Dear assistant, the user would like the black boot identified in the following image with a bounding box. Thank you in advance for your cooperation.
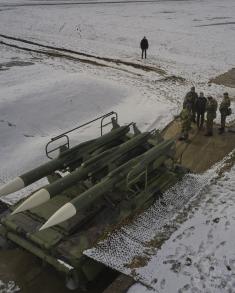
[218,127,224,134]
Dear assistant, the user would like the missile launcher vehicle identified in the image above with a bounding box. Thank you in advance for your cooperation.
[0,112,187,290]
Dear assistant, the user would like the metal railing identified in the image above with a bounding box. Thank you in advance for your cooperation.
[46,111,118,159]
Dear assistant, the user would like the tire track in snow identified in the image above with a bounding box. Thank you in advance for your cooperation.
[0,33,166,76]
[0,0,162,8]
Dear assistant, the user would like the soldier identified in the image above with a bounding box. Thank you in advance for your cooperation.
[195,92,207,130]
[219,92,231,134]
[205,96,218,136]
[179,102,192,141]
[140,36,149,59]
[183,86,198,122]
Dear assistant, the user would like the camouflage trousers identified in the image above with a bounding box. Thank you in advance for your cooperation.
[191,108,196,122]
[181,123,190,138]
[221,114,227,129]
[206,118,214,134]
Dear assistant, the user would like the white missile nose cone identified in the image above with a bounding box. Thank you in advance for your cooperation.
[0,177,25,197]
[39,202,76,231]
[11,188,50,215]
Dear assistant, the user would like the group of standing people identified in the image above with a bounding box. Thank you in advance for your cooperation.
[138,37,232,139]
[180,87,231,140]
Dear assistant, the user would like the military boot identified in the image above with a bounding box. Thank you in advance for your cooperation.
[218,127,225,134]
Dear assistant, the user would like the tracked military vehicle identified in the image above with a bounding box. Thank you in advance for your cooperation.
[0,112,187,290]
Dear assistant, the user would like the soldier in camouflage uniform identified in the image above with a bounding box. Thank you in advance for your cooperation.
[219,92,231,134]
[205,96,218,136]
[183,86,198,122]
[179,103,192,141]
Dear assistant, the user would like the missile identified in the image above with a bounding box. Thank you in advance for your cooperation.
[39,202,76,231]
[0,177,25,197]
[12,132,151,214]
[39,139,175,230]
[127,139,175,180]
[0,125,130,197]
[39,173,117,231]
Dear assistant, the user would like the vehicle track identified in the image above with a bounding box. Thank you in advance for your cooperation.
[0,0,159,8]
[0,33,166,76]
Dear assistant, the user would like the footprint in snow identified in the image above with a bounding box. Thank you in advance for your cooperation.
[198,241,205,254]
[23,134,35,138]
[175,245,185,256]
[166,254,176,259]
[160,278,166,289]
[185,257,192,266]
[191,287,201,293]
[175,233,183,240]
[229,259,235,271]
[151,278,158,285]
[206,228,214,244]
[225,220,230,230]
[171,261,182,273]
[215,241,226,249]
[184,226,195,238]
[7,121,16,127]
[163,259,176,265]
[220,205,229,214]
[178,284,191,293]
[182,270,191,277]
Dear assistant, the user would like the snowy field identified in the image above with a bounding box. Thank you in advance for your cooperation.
[0,0,235,292]
[0,0,234,179]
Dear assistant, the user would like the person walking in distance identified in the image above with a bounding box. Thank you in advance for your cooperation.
[195,92,207,130]
[219,92,231,134]
[140,36,149,59]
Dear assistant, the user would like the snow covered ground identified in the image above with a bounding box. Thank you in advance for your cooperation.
[0,0,235,292]
[0,0,234,179]
[1,0,235,81]
[128,160,235,293]
[0,280,19,293]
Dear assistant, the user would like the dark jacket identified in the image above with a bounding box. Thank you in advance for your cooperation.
[140,38,149,50]
[183,91,198,110]
[195,96,207,113]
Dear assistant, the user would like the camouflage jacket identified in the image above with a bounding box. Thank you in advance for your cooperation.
[219,98,231,115]
[206,98,218,117]
[180,108,191,126]
[183,91,198,109]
